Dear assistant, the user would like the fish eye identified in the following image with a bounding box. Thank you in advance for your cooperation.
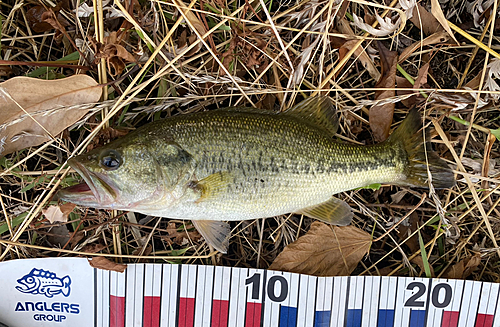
[99,149,122,170]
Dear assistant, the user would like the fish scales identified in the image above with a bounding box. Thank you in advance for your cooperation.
[58,96,454,252]
[132,109,405,220]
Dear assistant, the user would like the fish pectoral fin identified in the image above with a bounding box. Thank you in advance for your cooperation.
[297,197,353,226]
[283,96,339,136]
[193,171,233,203]
[192,220,230,253]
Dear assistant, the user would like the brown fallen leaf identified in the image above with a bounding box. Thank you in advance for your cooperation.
[336,18,381,81]
[397,212,420,253]
[165,222,202,246]
[396,76,417,108]
[414,62,430,90]
[86,127,130,151]
[411,255,435,277]
[171,0,207,37]
[410,4,443,36]
[0,75,102,156]
[430,0,459,45]
[42,203,76,223]
[399,31,450,63]
[445,253,482,279]
[269,222,372,276]
[26,6,54,33]
[370,42,398,142]
[88,257,127,273]
[93,32,136,76]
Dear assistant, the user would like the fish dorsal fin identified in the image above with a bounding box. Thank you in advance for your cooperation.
[296,197,353,226]
[283,96,339,136]
[191,171,233,203]
[192,220,230,253]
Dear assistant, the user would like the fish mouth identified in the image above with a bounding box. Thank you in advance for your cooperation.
[58,159,117,208]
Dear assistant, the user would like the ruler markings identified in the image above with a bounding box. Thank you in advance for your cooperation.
[110,270,126,327]
[132,264,145,327]
[97,269,103,327]
[125,265,136,327]
[315,276,327,327]
[394,276,406,327]
[144,264,161,327]
[444,279,464,327]
[278,272,290,327]
[245,268,264,327]
[157,265,164,327]
[178,265,189,327]
[160,265,171,327]
[488,282,499,324]
[330,275,348,327]
[424,277,434,327]
[103,269,111,327]
[490,283,500,327]
[110,271,117,327]
[83,263,500,327]
[172,265,180,327]
[194,265,206,327]
[153,265,162,327]
[143,265,153,327]
[426,279,451,327]
[183,265,197,327]
[314,276,328,327]
[324,276,333,325]
[260,269,268,327]
[297,274,309,327]
[307,274,318,327]
[361,276,372,327]
[378,276,396,327]
[94,268,98,327]
[238,268,248,327]
[262,270,278,327]
[280,271,299,327]
[370,276,381,326]
[211,266,223,327]
[458,281,480,327]
[346,276,364,327]
[220,266,231,327]
[228,267,239,326]
[476,282,492,327]
[409,277,429,327]
[203,265,215,327]
[483,281,497,327]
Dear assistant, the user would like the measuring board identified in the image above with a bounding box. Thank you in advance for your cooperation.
[0,258,499,327]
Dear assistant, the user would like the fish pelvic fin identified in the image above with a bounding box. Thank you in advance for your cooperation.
[297,197,353,226]
[192,220,230,253]
[386,108,455,189]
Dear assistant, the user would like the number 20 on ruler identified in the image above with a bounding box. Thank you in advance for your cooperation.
[243,273,495,327]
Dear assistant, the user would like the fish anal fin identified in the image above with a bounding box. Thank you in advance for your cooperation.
[192,220,230,253]
[284,96,339,136]
[297,197,353,226]
[190,171,233,203]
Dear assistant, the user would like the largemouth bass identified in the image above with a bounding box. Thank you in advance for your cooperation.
[58,97,454,252]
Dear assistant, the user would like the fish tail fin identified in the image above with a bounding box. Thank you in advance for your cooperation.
[386,108,455,189]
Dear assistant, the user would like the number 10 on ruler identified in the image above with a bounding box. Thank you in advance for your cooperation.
[242,273,499,327]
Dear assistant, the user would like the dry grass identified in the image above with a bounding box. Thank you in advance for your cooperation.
[0,0,499,282]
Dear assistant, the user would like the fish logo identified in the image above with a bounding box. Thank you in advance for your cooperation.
[16,268,71,298]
